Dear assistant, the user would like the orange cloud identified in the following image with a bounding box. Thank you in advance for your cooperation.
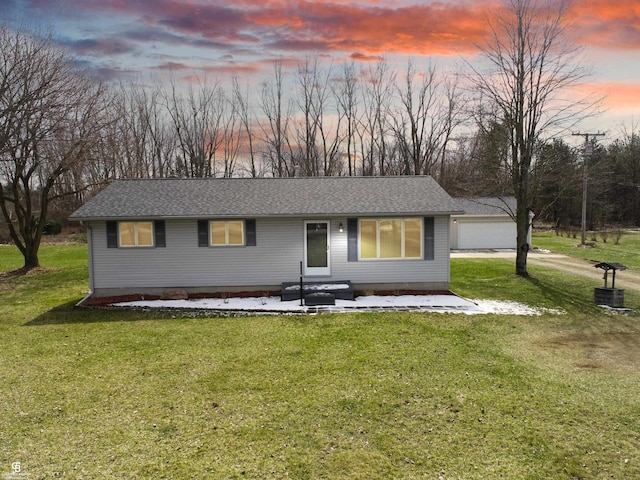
[569,0,640,51]
[46,0,491,57]
[246,1,490,56]
[28,0,640,56]
[24,0,640,85]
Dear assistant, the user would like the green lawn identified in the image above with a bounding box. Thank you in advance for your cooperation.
[1,244,639,479]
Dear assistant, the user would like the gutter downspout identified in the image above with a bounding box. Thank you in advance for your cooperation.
[75,221,95,307]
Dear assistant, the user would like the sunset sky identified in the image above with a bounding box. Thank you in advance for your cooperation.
[5,0,640,140]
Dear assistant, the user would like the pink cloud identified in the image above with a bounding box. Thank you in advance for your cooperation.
[589,81,640,112]
[29,0,490,57]
[23,0,640,67]
[245,1,490,55]
[569,0,640,51]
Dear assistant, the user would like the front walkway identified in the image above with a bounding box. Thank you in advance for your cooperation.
[111,294,560,316]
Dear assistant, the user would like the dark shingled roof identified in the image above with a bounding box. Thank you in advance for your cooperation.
[454,197,516,216]
[69,176,462,220]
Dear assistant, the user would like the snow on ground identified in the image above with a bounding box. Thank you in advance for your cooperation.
[112,294,565,316]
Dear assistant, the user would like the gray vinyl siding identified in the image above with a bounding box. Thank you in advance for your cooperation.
[90,218,304,290]
[88,216,450,294]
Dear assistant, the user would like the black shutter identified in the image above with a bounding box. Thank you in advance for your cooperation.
[347,218,358,262]
[154,220,166,247]
[245,219,256,246]
[424,217,434,260]
[106,221,118,248]
[197,220,209,247]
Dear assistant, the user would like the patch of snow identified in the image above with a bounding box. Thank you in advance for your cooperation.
[111,294,565,316]
[283,283,352,291]
[468,299,565,316]
[597,304,634,313]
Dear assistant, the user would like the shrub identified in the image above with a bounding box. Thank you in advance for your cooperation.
[43,220,63,235]
[612,229,624,245]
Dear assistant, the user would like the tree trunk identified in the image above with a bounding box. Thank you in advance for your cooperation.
[515,198,530,276]
[23,244,40,270]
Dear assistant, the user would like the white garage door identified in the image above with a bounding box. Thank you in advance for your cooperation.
[457,220,516,249]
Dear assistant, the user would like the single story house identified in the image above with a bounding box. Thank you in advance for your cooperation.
[450,197,531,250]
[69,176,463,300]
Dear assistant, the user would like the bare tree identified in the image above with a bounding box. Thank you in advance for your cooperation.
[391,61,437,175]
[136,81,176,178]
[469,0,596,276]
[333,61,360,176]
[259,60,294,177]
[359,59,396,175]
[0,25,108,269]
[310,61,343,176]
[437,76,467,183]
[219,95,239,178]
[232,76,260,177]
[294,56,330,176]
[390,61,465,178]
[165,77,225,177]
[103,82,178,180]
[113,83,153,178]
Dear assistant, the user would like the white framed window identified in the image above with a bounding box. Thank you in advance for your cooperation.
[119,221,154,247]
[210,220,245,246]
[359,218,422,260]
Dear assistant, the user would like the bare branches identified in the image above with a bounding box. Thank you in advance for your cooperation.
[163,76,227,178]
[391,60,464,177]
[468,0,598,275]
[0,24,107,268]
[259,60,294,177]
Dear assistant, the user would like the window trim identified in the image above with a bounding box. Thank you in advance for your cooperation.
[358,217,424,260]
[209,219,246,247]
[107,220,165,248]
[118,221,155,248]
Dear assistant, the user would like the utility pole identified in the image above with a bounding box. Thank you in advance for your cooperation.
[572,132,605,245]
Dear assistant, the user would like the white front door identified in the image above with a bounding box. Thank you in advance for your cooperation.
[304,220,330,276]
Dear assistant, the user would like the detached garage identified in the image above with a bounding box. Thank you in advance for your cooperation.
[451,197,527,250]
